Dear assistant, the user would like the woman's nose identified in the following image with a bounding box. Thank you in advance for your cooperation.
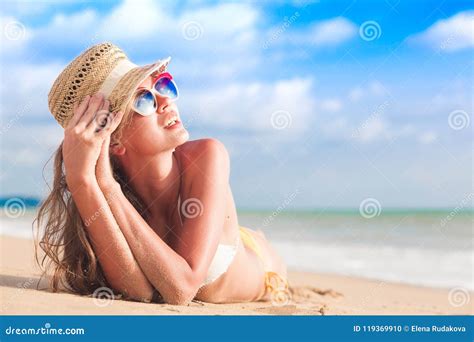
[156,96,174,114]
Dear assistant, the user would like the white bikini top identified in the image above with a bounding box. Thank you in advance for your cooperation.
[175,176,239,287]
[200,234,241,287]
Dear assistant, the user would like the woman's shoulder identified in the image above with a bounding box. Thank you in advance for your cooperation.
[176,138,229,163]
[175,138,230,178]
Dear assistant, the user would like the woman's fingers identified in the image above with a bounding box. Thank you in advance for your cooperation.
[67,95,91,129]
[94,111,124,138]
[102,99,110,112]
[92,99,113,133]
[77,95,91,115]
[89,99,111,131]
[77,93,105,129]
[93,110,112,133]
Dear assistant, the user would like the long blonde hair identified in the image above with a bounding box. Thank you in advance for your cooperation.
[34,118,144,294]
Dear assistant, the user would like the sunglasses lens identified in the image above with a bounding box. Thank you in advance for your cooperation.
[134,90,156,115]
[154,77,178,99]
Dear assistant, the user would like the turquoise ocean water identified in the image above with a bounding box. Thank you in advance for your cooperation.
[1,207,472,290]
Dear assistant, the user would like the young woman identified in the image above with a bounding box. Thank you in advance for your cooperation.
[36,42,288,305]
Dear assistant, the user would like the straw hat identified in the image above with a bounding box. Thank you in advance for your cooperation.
[48,42,170,128]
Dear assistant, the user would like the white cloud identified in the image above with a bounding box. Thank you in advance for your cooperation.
[348,80,388,102]
[354,116,389,143]
[3,0,260,60]
[319,98,342,112]
[319,116,350,140]
[180,3,258,35]
[32,10,98,50]
[99,0,171,40]
[368,80,386,96]
[348,86,364,102]
[308,17,357,46]
[410,11,474,52]
[99,1,259,57]
[0,62,64,121]
[263,16,356,49]
[418,131,437,145]
[179,77,316,134]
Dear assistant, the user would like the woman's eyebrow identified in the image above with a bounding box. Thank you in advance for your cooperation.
[136,79,153,89]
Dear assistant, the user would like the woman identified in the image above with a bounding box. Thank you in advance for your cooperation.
[36,42,288,305]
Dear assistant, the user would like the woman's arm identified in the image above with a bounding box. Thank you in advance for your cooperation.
[63,94,154,301]
[99,139,230,305]
[68,177,154,301]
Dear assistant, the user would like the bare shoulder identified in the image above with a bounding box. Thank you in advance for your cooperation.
[175,138,229,173]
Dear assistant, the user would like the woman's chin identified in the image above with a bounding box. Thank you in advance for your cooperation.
[170,128,190,148]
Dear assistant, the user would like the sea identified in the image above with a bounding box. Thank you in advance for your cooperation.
[1,205,472,290]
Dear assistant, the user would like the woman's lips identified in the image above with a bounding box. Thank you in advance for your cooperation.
[164,120,181,129]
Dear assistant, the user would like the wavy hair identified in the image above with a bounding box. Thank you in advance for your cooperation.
[34,117,144,295]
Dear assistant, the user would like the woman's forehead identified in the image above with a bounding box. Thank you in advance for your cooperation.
[137,69,170,89]
[138,75,154,88]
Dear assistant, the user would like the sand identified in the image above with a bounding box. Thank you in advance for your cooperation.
[1,236,471,315]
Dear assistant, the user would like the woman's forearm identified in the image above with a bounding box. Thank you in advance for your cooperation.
[68,178,154,301]
[100,182,199,305]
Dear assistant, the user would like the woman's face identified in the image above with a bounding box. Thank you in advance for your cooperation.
[116,73,189,156]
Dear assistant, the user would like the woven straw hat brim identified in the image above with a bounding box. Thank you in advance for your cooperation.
[48,42,170,128]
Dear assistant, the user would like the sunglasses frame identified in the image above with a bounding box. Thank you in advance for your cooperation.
[131,72,179,116]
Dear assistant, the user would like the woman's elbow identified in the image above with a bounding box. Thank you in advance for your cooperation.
[125,288,155,303]
[108,279,155,303]
[162,274,202,305]
[162,286,196,306]
[112,286,153,303]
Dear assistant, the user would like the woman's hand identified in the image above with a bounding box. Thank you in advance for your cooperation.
[62,93,123,190]
[96,135,120,192]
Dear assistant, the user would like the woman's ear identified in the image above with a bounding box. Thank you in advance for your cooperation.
[110,142,126,156]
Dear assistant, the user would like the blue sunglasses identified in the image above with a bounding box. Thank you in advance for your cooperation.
[132,72,179,116]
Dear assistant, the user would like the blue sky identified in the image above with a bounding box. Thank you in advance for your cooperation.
[0,0,472,210]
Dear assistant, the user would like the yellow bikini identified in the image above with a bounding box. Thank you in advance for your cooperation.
[201,225,289,303]
[239,226,290,302]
